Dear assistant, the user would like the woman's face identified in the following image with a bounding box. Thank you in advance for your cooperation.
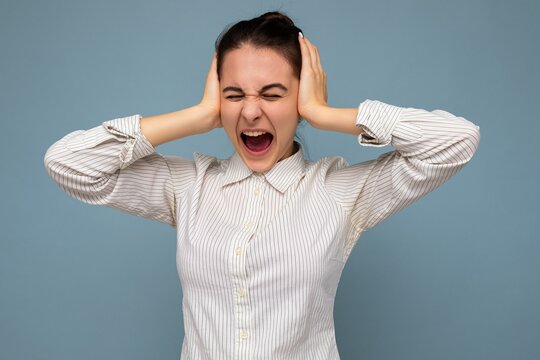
[220,45,300,173]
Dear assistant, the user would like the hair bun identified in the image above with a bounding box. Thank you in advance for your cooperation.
[259,11,296,27]
[215,10,303,81]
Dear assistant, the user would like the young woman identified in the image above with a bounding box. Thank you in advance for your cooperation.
[44,11,480,360]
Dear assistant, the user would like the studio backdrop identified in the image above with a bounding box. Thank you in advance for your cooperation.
[1,0,538,359]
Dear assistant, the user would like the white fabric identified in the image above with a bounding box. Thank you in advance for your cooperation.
[44,99,480,359]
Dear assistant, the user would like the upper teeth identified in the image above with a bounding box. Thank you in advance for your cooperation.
[243,131,266,137]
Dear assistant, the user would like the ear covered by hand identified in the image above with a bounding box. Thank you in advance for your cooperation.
[297,32,329,127]
[198,52,222,131]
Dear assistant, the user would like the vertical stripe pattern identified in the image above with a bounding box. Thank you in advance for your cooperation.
[44,99,480,359]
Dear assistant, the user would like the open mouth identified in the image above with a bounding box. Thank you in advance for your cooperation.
[240,131,274,154]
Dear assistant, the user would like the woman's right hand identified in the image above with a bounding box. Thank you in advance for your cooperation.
[197,52,222,131]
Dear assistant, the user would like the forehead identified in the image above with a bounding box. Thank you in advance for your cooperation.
[221,46,294,89]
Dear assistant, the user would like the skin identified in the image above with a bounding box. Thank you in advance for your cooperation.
[220,46,300,173]
[139,34,362,151]
[196,33,363,173]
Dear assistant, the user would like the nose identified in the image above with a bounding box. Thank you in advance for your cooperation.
[240,95,263,122]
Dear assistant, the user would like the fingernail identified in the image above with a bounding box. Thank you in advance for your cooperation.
[299,31,304,39]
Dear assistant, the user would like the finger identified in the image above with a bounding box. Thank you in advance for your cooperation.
[298,33,312,73]
[213,52,219,72]
[303,37,317,74]
[306,39,327,104]
[324,74,328,102]
[311,43,327,102]
[321,65,326,102]
[314,46,325,77]
[308,39,323,74]
[303,37,320,76]
[208,52,216,77]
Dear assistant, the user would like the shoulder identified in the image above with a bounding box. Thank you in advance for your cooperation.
[154,152,225,196]
[162,152,224,172]
[193,152,222,171]
[304,155,350,180]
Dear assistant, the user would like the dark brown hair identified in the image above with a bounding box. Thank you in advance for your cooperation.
[214,11,303,81]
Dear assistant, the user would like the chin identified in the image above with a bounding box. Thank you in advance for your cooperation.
[241,155,276,173]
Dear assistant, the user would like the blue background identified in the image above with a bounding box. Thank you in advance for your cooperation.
[2,0,539,359]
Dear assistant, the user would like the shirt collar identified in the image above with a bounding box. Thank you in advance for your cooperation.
[221,142,306,193]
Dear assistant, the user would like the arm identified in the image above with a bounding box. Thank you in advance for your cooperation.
[43,110,203,228]
[324,99,481,232]
[297,35,480,232]
[43,54,222,228]
[140,52,221,148]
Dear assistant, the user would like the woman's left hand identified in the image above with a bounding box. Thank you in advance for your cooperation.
[297,33,330,128]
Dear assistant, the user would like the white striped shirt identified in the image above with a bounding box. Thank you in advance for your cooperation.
[44,99,480,359]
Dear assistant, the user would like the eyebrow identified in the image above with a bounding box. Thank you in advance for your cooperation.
[222,83,288,93]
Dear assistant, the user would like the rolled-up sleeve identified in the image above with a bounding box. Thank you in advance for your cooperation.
[44,114,185,228]
[325,99,481,232]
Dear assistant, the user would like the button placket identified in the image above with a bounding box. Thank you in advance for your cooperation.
[243,221,255,231]
[231,241,251,354]
[242,178,266,235]
[238,287,247,297]
[232,176,266,358]
[235,246,242,256]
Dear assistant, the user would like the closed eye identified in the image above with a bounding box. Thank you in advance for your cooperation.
[225,94,282,101]
[263,95,281,99]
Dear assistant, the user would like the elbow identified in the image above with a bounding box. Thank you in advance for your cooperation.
[451,120,480,165]
[43,137,71,181]
[430,116,481,167]
[43,142,60,179]
[463,122,481,163]
[43,140,79,187]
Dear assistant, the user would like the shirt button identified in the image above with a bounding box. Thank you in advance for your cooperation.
[238,288,247,297]
[253,187,261,196]
[244,222,255,231]
[235,247,242,256]
[240,330,248,340]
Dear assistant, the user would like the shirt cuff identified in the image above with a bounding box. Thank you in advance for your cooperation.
[355,99,403,147]
[101,114,156,168]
